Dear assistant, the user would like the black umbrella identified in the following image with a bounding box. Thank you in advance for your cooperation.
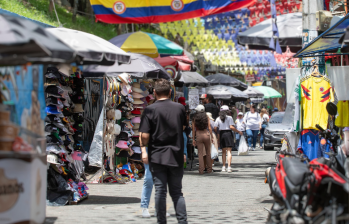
[238,13,302,52]
[206,85,249,101]
[205,73,248,91]
[175,71,208,87]
[243,86,264,98]
[0,14,75,65]
[83,53,171,80]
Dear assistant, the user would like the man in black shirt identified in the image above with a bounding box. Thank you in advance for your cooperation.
[203,94,219,120]
[139,79,188,224]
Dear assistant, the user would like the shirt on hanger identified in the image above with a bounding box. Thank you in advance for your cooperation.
[297,129,330,161]
[300,75,333,130]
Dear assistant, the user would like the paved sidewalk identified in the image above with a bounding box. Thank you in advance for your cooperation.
[45,149,275,224]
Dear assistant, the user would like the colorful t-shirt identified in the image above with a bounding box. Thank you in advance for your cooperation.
[300,75,333,130]
[297,129,330,161]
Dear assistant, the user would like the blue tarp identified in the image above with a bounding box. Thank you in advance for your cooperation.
[0,8,55,28]
[295,13,349,58]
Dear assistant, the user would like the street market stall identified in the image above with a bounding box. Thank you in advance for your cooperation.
[83,53,171,184]
[0,14,78,223]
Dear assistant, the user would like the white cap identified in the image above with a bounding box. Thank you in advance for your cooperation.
[238,112,243,116]
[195,105,205,112]
[220,105,229,111]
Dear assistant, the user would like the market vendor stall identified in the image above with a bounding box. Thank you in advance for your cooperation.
[84,54,170,184]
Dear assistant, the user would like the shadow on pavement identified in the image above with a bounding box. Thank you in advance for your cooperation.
[80,195,141,205]
[44,217,57,224]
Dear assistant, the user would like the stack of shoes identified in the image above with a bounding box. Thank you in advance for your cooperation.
[44,65,88,206]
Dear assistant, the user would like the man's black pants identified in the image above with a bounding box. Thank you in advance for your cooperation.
[150,163,187,224]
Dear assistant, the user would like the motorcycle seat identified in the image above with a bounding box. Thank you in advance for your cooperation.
[283,158,309,186]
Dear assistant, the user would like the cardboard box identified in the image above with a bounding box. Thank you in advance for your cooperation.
[0,152,47,224]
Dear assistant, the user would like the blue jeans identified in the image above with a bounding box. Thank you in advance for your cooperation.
[260,124,267,146]
[183,132,187,157]
[141,160,153,208]
[246,129,259,148]
[235,131,246,148]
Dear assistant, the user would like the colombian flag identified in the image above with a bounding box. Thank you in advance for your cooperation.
[90,0,256,24]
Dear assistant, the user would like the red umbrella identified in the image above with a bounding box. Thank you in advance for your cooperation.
[154,55,193,71]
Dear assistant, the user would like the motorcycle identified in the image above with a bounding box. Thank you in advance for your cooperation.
[266,102,349,224]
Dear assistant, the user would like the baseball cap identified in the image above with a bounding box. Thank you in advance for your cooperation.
[119,132,129,141]
[195,105,205,112]
[45,85,64,97]
[46,96,64,108]
[238,112,243,116]
[62,107,73,116]
[45,115,62,123]
[72,77,84,87]
[220,105,229,111]
[73,114,84,123]
[46,135,61,144]
[46,105,61,115]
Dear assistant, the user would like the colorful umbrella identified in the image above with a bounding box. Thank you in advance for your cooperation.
[91,0,257,24]
[205,73,248,91]
[253,86,282,99]
[109,31,183,58]
[154,55,193,71]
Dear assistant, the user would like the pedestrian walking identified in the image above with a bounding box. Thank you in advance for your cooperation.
[192,105,214,174]
[215,105,242,173]
[259,108,269,149]
[203,94,219,120]
[178,97,189,168]
[140,143,170,218]
[139,79,187,224]
[243,104,261,151]
[207,112,219,166]
[235,112,246,149]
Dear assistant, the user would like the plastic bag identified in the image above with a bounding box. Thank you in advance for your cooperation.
[211,143,218,159]
[238,135,249,156]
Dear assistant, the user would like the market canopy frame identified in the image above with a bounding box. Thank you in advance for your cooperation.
[294,13,349,58]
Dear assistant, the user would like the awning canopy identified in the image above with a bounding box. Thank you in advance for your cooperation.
[176,71,208,87]
[294,14,349,58]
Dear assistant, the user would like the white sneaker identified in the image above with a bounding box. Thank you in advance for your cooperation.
[227,167,232,173]
[212,164,215,167]
[252,147,255,151]
[142,208,151,218]
[222,166,226,172]
[154,211,170,217]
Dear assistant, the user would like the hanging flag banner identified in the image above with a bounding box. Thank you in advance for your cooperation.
[90,0,256,24]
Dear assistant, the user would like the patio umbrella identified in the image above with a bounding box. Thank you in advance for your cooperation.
[154,55,194,71]
[206,85,248,101]
[0,14,75,65]
[83,53,170,80]
[253,86,282,99]
[176,71,208,87]
[205,73,248,91]
[47,28,130,65]
[109,31,183,58]
[243,86,264,98]
[238,13,303,52]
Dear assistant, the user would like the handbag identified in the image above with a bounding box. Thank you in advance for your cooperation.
[211,143,218,159]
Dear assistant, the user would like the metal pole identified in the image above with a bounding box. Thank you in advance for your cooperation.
[101,75,105,183]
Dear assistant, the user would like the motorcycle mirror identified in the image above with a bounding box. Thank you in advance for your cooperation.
[326,102,337,116]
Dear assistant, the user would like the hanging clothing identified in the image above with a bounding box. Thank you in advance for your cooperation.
[300,75,333,130]
[335,101,349,128]
[293,76,300,132]
[297,129,330,161]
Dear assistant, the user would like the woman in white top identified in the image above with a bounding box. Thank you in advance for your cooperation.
[259,108,269,149]
[215,105,242,173]
[243,104,261,151]
[235,112,246,149]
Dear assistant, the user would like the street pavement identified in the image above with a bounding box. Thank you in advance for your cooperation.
[45,148,276,224]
